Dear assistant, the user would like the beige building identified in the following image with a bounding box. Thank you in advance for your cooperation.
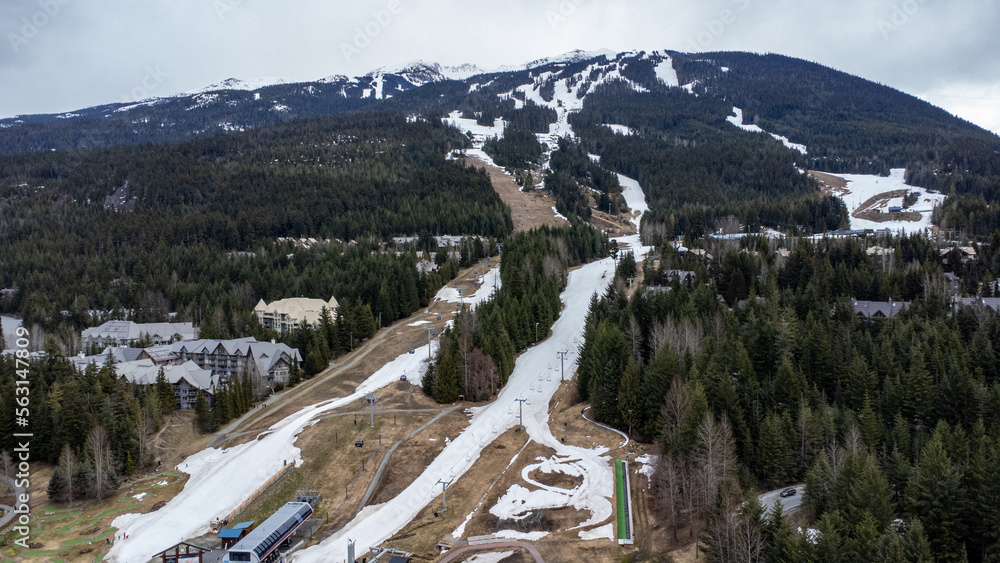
[254,296,338,333]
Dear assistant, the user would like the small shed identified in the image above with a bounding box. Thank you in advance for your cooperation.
[217,528,245,549]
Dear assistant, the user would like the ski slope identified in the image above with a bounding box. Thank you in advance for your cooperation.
[294,256,619,562]
[106,339,439,562]
[295,173,652,561]
[727,107,807,154]
[824,168,944,232]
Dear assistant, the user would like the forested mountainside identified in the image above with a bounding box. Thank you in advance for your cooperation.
[4,49,999,235]
[0,113,511,337]
[0,68,447,154]
[579,234,1000,563]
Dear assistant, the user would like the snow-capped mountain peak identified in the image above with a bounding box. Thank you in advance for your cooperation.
[186,77,288,95]
[521,48,617,70]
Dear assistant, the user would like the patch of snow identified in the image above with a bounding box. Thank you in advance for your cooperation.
[463,552,515,563]
[186,77,287,95]
[635,454,658,485]
[186,93,219,111]
[133,492,147,501]
[407,320,431,326]
[114,99,164,113]
[551,207,569,222]
[522,49,616,70]
[822,169,945,232]
[443,111,506,146]
[490,483,573,521]
[617,173,650,231]
[603,124,636,136]
[493,530,550,541]
[579,523,614,541]
[798,527,822,544]
[655,55,679,87]
[107,339,438,562]
[727,107,807,154]
[372,73,385,99]
[434,267,502,307]
[2,316,23,349]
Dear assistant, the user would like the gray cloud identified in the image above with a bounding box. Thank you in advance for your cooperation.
[1,0,998,133]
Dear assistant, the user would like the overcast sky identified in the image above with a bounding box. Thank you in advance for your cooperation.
[2,0,999,134]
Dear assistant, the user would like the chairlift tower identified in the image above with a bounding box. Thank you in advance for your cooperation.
[436,479,452,511]
[364,394,381,427]
[515,397,529,430]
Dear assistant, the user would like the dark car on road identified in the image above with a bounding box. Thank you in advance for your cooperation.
[780,487,797,498]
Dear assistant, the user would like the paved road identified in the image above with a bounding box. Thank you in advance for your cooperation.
[438,541,545,563]
[758,484,805,513]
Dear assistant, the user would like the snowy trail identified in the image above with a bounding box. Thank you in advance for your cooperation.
[295,173,652,561]
[294,257,618,561]
[107,339,438,563]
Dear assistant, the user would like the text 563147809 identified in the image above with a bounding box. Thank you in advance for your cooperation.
[11,326,32,549]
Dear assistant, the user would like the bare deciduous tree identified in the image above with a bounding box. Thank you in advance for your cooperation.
[57,444,77,503]
[626,315,642,364]
[86,426,113,501]
[661,376,690,453]
[466,347,497,402]
[654,451,683,540]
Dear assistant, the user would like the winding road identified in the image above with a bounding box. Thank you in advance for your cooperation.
[0,475,26,530]
[758,485,805,513]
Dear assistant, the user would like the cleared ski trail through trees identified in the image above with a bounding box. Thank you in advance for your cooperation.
[295,173,650,561]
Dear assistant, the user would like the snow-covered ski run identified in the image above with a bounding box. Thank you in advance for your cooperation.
[295,174,650,561]
[107,158,649,563]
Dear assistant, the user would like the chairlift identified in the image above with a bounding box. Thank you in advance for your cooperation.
[355,439,364,447]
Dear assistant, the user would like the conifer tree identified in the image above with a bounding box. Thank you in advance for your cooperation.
[156,367,175,413]
[907,431,966,562]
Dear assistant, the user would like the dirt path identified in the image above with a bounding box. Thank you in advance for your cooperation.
[460,157,567,233]
[438,541,545,563]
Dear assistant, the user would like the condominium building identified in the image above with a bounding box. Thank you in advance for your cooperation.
[254,296,339,333]
[81,320,198,348]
